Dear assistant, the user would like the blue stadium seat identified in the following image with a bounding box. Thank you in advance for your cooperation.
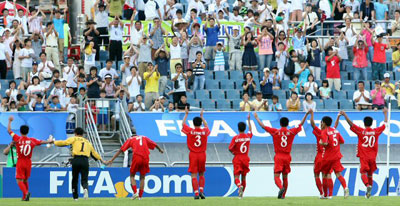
[340,72,349,80]
[324,99,338,110]
[201,100,216,110]
[396,72,400,81]
[315,100,324,110]
[342,80,355,91]
[214,71,229,80]
[216,100,231,110]
[226,89,241,99]
[232,99,242,110]
[187,99,200,108]
[339,100,354,110]
[391,100,399,109]
[364,81,371,90]
[204,70,213,80]
[195,90,210,99]
[235,79,244,89]
[220,79,235,89]
[229,70,243,80]
[333,90,347,99]
[205,80,219,90]
[279,99,287,110]
[347,90,355,100]
[186,91,195,99]
[281,80,291,90]
[274,90,287,99]
[210,90,225,100]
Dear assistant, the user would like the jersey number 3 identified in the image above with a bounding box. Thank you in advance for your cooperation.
[194,135,202,147]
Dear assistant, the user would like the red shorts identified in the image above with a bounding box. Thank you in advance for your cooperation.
[360,158,377,174]
[16,159,32,180]
[232,155,250,176]
[274,154,291,174]
[130,155,150,176]
[188,152,206,173]
[321,159,344,174]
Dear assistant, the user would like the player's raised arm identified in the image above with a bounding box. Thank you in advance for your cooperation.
[247,113,252,133]
[299,111,310,126]
[182,106,189,127]
[253,112,265,128]
[54,137,76,147]
[340,111,353,127]
[200,109,208,128]
[7,116,14,134]
[309,109,316,128]
[334,112,341,128]
[383,107,388,123]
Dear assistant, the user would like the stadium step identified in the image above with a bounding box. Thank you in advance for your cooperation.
[100,136,124,167]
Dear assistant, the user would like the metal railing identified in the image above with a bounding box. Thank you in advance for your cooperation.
[85,102,104,167]
[0,162,61,167]
[82,98,118,137]
[119,102,133,167]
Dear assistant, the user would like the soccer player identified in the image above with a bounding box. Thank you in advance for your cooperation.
[54,127,107,200]
[309,109,340,198]
[229,113,252,199]
[181,107,210,200]
[7,116,54,201]
[340,109,388,198]
[254,111,309,199]
[106,135,164,200]
[319,115,349,199]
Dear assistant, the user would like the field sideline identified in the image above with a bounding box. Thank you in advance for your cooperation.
[0,197,399,206]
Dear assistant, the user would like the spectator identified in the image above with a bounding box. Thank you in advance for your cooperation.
[126,66,142,103]
[230,6,244,22]
[145,0,162,20]
[0,32,11,79]
[393,42,400,72]
[242,32,258,70]
[166,35,182,75]
[332,0,345,24]
[297,59,311,88]
[325,47,341,91]
[83,20,100,61]
[252,91,268,111]
[371,81,386,111]
[38,52,56,81]
[78,87,88,104]
[63,57,78,93]
[360,0,375,21]
[6,80,19,102]
[291,29,306,60]
[192,51,206,90]
[97,91,109,130]
[277,0,291,30]
[242,72,257,98]
[99,60,119,80]
[8,101,17,112]
[289,74,302,95]
[11,38,22,80]
[120,56,132,86]
[137,35,154,78]
[19,39,34,81]
[303,92,316,112]
[307,39,322,80]
[290,0,305,22]
[204,15,221,69]
[108,16,124,63]
[372,35,390,80]
[144,63,160,109]
[257,26,274,71]
[260,67,273,99]
[318,0,334,36]
[150,99,164,112]
[130,20,143,47]
[26,76,46,110]
[286,92,300,112]
[50,8,68,62]
[31,32,43,62]
[214,42,225,71]
[166,0,183,20]
[388,1,400,20]
[31,94,46,111]
[10,19,24,39]
[391,10,400,36]
[269,95,283,111]
[303,3,318,35]
[374,0,388,30]
[171,63,187,106]
[304,74,318,97]
[188,33,204,67]
[336,31,349,69]
[345,0,360,13]
[26,61,39,86]
[0,97,9,111]
[86,67,102,98]
[181,32,190,70]
[176,95,190,112]
[353,81,372,111]
[94,0,110,47]
[382,73,396,100]
[154,45,169,95]
[133,94,146,111]
[150,17,166,59]
[16,94,28,111]
[44,22,60,71]
[101,74,118,98]
[361,22,374,64]
[353,37,369,80]
[276,42,288,80]
[225,26,241,70]
[343,5,354,20]
[76,74,87,92]
[240,92,253,111]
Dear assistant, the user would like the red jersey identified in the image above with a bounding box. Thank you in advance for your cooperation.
[325,56,341,78]
[10,131,42,161]
[229,132,253,156]
[182,124,211,153]
[351,124,385,159]
[373,42,387,63]
[121,135,157,159]
[321,127,344,161]
[312,126,324,155]
[264,126,302,155]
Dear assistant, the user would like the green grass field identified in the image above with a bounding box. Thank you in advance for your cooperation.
[0,197,399,206]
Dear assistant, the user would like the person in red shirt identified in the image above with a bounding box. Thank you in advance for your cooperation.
[309,110,340,198]
[340,109,388,199]
[254,111,309,199]
[181,107,210,200]
[7,116,54,201]
[372,34,390,80]
[229,113,252,199]
[319,115,349,199]
[106,135,164,200]
[325,47,342,92]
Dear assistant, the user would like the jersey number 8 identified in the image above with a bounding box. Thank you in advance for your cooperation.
[281,135,288,148]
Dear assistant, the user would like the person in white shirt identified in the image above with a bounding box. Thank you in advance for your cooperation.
[259,0,273,21]
[184,0,205,21]
[290,0,305,22]
[353,81,372,110]
[99,60,119,80]
[63,57,78,92]
[229,7,244,22]
[345,0,360,13]
[38,52,56,81]
[165,0,183,20]
[210,0,229,17]
[144,0,162,20]
[18,39,35,81]
[44,22,60,71]
[126,66,142,103]
[132,94,146,111]
[13,0,29,36]
[149,98,164,112]
[319,0,334,35]
[108,16,124,63]
[130,18,143,47]
[0,35,12,79]
[277,0,291,26]
[94,0,110,47]
[303,4,319,35]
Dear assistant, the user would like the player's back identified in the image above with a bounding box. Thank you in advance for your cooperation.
[122,135,156,159]
[270,127,301,155]
[352,124,385,159]
[13,135,41,161]
[322,127,344,161]
[312,126,324,156]
[182,124,210,153]
[229,133,253,156]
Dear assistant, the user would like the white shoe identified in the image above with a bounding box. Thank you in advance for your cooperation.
[83,189,89,200]
[74,199,78,201]
[327,196,333,199]
[138,197,142,200]
[131,193,139,200]
[319,195,326,199]
[344,188,349,199]
[238,186,244,199]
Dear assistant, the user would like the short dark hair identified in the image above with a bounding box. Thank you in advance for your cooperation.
[238,122,246,132]
[90,66,97,72]
[358,81,365,86]
[36,94,43,99]
[193,117,203,126]
[327,46,333,52]
[196,51,203,55]
[53,70,60,75]
[272,95,279,100]
[175,63,183,69]
[74,127,84,135]
[79,87,86,91]
[322,116,333,127]
[136,94,143,99]
[191,8,197,13]
[364,116,373,127]
[100,90,106,94]
[278,42,285,47]
[130,66,138,71]
[20,125,29,135]
[176,9,183,14]
[16,94,23,101]
[322,80,329,87]
[106,59,113,64]
[280,117,289,127]
[46,22,53,27]
[40,52,46,57]
[305,92,313,100]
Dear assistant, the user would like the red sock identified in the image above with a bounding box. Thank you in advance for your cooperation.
[192,178,199,195]
[242,180,247,191]
[338,176,347,189]
[328,178,334,197]
[361,174,369,187]
[368,176,373,187]
[322,178,328,197]
[274,176,283,189]
[17,181,27,199]
[235,178,241,188]
[131,184,137,194]
[315,177,323,195]
[139,189,144,198]
[24,181,29,192]
[199,176,205,193]
[282,177,288,198]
